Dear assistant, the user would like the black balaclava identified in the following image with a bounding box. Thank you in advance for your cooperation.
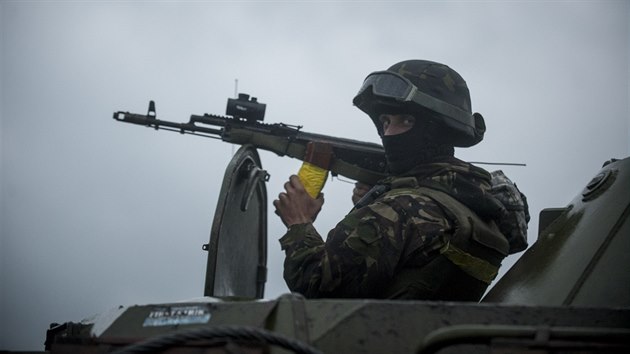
[378,111,455,175]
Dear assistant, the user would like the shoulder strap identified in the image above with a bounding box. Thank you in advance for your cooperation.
[419,187,509,255]
[385,177,509,284]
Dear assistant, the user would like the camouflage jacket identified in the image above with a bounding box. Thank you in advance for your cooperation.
[280,157,518,300]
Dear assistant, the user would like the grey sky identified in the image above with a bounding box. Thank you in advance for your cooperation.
[1,0,628,351]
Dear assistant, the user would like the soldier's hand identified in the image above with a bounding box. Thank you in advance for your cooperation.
[352,182,373,205]
[273,175,325,227]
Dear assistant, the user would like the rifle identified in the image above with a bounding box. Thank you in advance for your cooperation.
[113,93,388,186]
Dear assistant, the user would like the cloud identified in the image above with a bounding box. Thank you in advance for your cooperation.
[1,1,628,350]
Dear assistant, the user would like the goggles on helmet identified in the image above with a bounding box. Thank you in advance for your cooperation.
[354,70,474,129]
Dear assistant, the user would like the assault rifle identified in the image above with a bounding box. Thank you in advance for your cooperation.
[113,93,388,185]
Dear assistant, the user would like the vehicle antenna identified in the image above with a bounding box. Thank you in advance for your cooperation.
[231,78,239,156]
[469,161,527,167]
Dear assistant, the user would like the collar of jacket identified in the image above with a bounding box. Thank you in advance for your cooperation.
[379,157,505,222]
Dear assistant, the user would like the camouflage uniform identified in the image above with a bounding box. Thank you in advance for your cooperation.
[279,59,528,300]
[280,157,512,300]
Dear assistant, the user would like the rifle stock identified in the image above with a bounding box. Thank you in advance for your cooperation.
[114,98,388,185]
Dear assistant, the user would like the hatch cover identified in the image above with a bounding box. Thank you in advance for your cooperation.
[203,145,268,299]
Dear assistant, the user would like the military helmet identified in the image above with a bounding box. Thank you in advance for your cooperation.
[353,59,486,147]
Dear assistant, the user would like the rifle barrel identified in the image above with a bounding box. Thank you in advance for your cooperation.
[113,112,223,136]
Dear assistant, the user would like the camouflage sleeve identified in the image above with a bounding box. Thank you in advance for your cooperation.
[279,192,450,298]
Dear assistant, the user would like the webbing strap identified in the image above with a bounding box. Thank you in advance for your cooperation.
[385,179,507,284]
[439,242,499,284]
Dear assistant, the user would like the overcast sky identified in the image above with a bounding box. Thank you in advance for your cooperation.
[1,0,628,351]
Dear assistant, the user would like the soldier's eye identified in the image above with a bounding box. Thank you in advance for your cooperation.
[379,115,391,128]
[403,115,416,126]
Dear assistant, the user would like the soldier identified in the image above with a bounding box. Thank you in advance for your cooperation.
[273,59,528,300]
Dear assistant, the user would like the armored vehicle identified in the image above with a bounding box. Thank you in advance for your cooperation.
[41,97,630,353]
